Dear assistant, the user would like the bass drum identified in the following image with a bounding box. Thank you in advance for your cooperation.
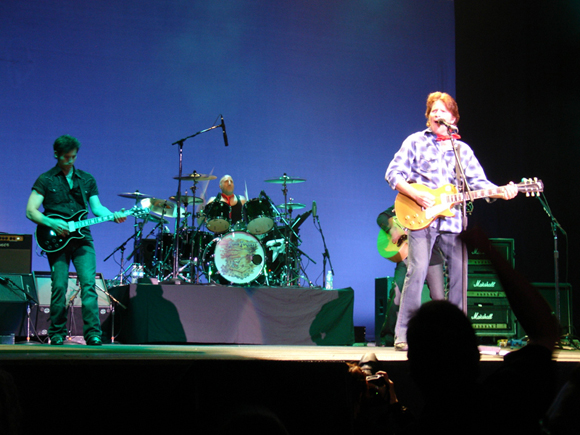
[202,231,265,285]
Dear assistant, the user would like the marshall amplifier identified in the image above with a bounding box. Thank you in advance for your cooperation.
[468,238,514,275]
[0,234,33,274]
[467,297,517,337]
[467,273,504,297]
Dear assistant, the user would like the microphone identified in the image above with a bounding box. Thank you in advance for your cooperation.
[436,119,458,132]
[220,115,229,147]
[312,201,317,223]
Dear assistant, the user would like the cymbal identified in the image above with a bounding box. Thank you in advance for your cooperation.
[264,175,306,184]
[169,195,204,205]
[118,191,153,199]
[140,198,186,218]
[174,173,217,181]
[277,202,306,210]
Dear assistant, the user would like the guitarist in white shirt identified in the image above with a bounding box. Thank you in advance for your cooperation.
[26,135,127,346]
[385,92,518,351]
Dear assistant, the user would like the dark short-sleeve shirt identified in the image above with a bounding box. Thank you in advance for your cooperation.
[32,165,99,237]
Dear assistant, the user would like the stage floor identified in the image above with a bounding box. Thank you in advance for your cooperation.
[1,342,579,363]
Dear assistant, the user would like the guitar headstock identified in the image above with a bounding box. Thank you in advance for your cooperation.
[518,177,543,197]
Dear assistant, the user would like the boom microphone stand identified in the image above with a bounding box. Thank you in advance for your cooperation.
[169,116,226,283]
[536,192,576,347]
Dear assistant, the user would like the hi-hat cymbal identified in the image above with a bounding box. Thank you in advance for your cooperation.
[118,191,153,199]
[169,195,204,205]
[174,173,217,181]
[265,175,306,184]
[277,202,306,210]
[140,198,186,218]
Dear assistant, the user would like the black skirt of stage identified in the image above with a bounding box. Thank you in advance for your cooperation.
[104,284,355,345]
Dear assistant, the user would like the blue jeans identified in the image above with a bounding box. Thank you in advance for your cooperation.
[47,239,101,340]
[394,226,464,344]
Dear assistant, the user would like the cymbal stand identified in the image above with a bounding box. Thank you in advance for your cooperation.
[187,181,202,283]
[314,212,334,288]
[278,175,295,285]
[105,231,138,285]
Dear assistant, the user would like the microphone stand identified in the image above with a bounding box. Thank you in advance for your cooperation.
[314,213,334,289]
[169,119,224,283]
[448,127,473,314]
[536,193,575,347]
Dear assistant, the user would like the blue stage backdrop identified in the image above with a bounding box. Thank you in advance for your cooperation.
[0,1,455,339]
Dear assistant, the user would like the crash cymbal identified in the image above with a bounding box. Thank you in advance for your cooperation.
[118,191,153,199]
[174,172,217,181]
[169,195,204,205]
[140,198,186,218]
[277,202,306,210]
[265,175,306,184]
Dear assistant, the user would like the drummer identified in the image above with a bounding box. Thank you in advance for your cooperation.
[205,175,246,227]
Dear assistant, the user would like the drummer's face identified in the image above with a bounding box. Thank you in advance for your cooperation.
[220,177,234,194]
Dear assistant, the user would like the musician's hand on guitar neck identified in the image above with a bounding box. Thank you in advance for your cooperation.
[501,182,519,200]
[112,209,127,224]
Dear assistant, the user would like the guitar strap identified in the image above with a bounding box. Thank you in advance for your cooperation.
[76,172,90,212]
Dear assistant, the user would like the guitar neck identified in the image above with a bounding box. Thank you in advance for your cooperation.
[70,213,119,231]
[445,186,507,205]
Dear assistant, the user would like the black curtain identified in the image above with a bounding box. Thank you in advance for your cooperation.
[456,0,580,333]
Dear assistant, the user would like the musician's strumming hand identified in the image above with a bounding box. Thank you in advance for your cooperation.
[413,189,436,208]
[50,218,70,236]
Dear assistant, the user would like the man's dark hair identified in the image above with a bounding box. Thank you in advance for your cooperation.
[53,135,81,156]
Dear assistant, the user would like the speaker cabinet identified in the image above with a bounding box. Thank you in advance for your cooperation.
[468,238,514,275]
[374,276,430,344]
[0,273,37,337]
[467,296,518,337]
[0,234,32,274]
[31,272,111,337]
[531,282,573,334]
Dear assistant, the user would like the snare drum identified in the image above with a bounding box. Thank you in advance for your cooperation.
[243,198,274,235]
[204,201,231,234]
[202,231,265,285]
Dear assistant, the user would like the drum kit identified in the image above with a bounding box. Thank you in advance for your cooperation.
[116,173,314,287]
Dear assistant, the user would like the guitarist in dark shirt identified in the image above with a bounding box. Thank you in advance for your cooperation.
[26,135,126,346]
[377,206,445,346]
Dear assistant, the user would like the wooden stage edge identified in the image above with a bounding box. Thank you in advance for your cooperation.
[1,343,579,364]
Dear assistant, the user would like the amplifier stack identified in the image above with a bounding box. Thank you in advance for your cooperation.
[466,238,518,338]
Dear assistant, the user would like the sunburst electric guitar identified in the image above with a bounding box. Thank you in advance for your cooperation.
[394,178,543,231]
[377,216,408,263]
[35,206,150,252]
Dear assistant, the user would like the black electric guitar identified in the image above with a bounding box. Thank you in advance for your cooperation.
[395,178,543,230]
[35,206,150,252]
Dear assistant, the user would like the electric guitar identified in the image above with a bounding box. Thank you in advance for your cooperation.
[394,178,543,231]
[35,206,150,252]
[376,216,408,263]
